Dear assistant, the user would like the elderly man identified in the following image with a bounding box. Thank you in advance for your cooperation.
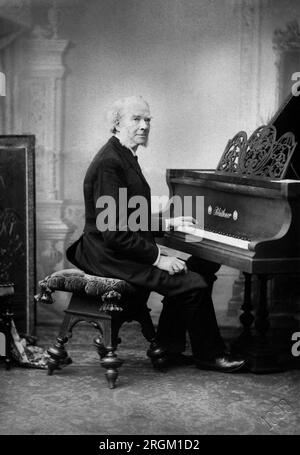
[67,95,245,372]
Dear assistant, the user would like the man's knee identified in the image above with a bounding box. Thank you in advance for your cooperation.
[164,283,208,306]
[186,256,221,279]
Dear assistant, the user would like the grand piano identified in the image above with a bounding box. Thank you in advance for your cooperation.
[159,93,300,372]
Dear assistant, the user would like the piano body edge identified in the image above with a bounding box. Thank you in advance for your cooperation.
[163,169,300,275]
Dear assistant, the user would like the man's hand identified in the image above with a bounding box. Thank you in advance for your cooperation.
[167,216,197,231]
[156,255,187,275]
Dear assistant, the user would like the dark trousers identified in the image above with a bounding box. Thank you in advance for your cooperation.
[156,256,226,360]
[72,234,226,360]
[119,256,226,360]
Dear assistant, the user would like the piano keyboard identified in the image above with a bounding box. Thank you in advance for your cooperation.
[174,226,250,250]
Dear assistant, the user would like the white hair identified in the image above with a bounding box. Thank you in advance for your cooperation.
[107,95,150,133]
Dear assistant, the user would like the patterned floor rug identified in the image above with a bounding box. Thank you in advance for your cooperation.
[0,323,300,435]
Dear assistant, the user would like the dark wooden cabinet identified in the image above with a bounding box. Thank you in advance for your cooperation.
[0,136,36,334]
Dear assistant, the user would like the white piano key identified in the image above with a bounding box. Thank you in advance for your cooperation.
[175,226,250,250]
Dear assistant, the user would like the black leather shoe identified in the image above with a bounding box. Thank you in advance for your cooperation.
[195,354,246,373]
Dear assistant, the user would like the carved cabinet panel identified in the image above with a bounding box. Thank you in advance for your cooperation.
[0,135,36,333]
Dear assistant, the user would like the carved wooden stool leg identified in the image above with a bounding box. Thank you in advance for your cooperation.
[47,336,72,375]
[100,318,123,389]
[93,335,108,359]
[89,320,108,359]
[101,349,124,389]
[47,313,73,375]
[135,304,168,370]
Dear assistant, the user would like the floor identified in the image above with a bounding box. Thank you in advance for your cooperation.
[0,323,299,435]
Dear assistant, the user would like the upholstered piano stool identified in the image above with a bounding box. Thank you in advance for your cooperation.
[36,269,166,389]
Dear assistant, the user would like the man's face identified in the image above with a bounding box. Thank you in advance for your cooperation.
[117,100,151,149]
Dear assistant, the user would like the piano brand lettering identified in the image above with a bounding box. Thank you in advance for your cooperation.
[96,189,204,234]
[291,72,300,96]
[208,206,238,220]
[213,206,233,219]
[0,72,6,97]
[291,332,300,357]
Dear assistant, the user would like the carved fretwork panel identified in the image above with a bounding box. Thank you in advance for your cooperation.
[0,207,25,283]
[217,125,296,179]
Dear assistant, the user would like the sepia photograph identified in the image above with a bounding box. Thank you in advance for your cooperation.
[0,0,300,440]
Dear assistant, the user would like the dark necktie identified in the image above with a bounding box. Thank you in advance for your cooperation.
[134,155,140,169]
[133,153,148,186]
[133,154,143,175]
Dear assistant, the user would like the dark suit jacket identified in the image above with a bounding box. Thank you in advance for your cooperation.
[67,135,207,297]
[67,136,161,280]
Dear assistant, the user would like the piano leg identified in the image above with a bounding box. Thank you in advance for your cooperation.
[231,273,284,372]
[247,274,283,373]
[240,272,254,343]
[231,272,254,354]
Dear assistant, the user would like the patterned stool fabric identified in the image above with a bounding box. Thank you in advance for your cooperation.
[37,268,136,311]
[36,269,166,388]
